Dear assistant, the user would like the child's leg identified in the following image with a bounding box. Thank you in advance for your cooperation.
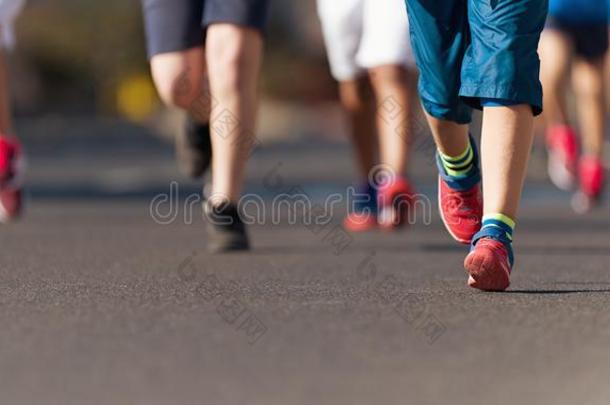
[460,0,547,291]
[405,0,482,243]
[0,0,26,135]
[538,25,579,191]
[539,29,572,127]
[572,57,606,206]
[206,24,263,203]
[572,58,606,158]
[144,0,214,179]
[338,77,379,232]
[0,48,13,135]
[404,0,472,163]
[150,48,207,118]
[338,77,377,181]
[368,65,419,229]
[359,0,417,174]
[480,105,535,219]
[368,65,414,175]
[425,116,469,157]
[0,1,27,223]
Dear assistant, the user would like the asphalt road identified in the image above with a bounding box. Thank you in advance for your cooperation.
[1,119,610,404]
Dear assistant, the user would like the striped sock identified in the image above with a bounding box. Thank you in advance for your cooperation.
[481,213,515,242]
[439,143,474,177]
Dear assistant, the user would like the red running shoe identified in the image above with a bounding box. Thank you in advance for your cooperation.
[546,125,578,191]
[0,136,25,223]
[377,176,417,230]
[572,155,605,214]
[435,136,482,244]
[438,179,482,244]
[464,237,513,292]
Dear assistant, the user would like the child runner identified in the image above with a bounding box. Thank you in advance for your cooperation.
[141,0,270,252]
[540,0,608,213]
[404,0,548,291]
[317,0,418,231]
[0,0,26,223]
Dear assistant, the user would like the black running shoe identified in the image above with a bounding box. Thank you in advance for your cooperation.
[176,118,212,179]
[204,200,250,253]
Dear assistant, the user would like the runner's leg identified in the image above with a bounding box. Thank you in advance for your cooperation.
[539,29,572,127]
[150,48,209,121]
[572,58,606,158]
[0,0,26,222]
[206,24,263,203]
[339,77,377,180]
[0,48,12,135]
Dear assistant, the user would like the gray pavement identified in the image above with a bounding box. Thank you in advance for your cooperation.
[1,118,610,404]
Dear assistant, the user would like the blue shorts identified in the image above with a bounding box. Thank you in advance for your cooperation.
[405,0,548,124]
[142,0,270,58]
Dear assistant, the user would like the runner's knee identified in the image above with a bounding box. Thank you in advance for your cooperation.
[150,51,205,110]
[155,70,202,109]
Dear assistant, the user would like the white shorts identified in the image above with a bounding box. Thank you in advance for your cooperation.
[0,0,25,49]
[317,0,413,81]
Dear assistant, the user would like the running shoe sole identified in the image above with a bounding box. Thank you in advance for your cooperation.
[464,248,511,292]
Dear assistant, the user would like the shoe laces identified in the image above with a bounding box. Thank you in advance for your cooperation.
[443,187,479,214]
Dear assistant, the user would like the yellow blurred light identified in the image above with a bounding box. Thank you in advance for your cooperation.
[116,75,158,122]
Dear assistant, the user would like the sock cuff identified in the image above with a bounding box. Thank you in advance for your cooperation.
[483,213,515,229]
[482,213,515,241]
[444,149,474,170]
[439,142,472,163]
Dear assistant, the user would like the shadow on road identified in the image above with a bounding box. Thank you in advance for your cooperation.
[420,243,610,256]
[504,289,610,295]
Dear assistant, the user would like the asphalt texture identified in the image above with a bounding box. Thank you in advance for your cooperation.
[1,118,610,404]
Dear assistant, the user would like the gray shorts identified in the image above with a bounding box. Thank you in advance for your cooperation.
[141,0,270,58]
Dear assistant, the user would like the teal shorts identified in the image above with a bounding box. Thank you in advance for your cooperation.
[405,0,548,124]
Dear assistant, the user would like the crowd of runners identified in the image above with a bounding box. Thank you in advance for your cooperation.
[0,0,608,292]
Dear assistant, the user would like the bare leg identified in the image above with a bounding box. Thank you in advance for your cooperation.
[206,24,263,203]
[539,29,572,127]
[368,65,416,175]
[606,29,610,115]
[425,116,469,157]
[481,105,535,219]
[572,58,606,158]
[150,47,208,121]
[338,76,376,181]
[0,49,13,135]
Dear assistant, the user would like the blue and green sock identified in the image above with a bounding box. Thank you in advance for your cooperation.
[481,213,515,242]
[438,142,475,177]
[471,213,516,266]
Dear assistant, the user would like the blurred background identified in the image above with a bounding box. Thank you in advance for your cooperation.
[3,4,610,403]
[8,0,605,201]
[13,0,335,132]
[11,0,380,201]
[10,0,352,198]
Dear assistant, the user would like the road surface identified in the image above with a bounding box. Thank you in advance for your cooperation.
[1,118,609,404]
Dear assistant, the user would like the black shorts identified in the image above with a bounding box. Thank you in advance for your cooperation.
[546,17,609,61]
[142,0,270,58]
